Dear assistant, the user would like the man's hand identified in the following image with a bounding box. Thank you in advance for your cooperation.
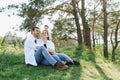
[36,46,40,49]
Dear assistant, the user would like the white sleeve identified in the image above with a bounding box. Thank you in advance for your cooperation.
[49,41,55,50]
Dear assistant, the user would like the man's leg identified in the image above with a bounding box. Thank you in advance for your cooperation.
[34,50,43,65]
[35,46,57,66]
[41,58,51,66]
[35,46,69,69]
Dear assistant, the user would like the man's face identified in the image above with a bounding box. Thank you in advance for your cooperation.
[33,28,40,37]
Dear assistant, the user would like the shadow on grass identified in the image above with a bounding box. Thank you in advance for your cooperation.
[84,50,112,80]
[65,46,82,80]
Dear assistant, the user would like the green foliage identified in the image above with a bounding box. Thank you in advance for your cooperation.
[52,18,75,40]
[19,6,43,31]
[0,36,3,44]
[19,0,57,31]
[0,35,24,55]
[52,18,77,48]
[81,50,95,62]
[113,46,120,68]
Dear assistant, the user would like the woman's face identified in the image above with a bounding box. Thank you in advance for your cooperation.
[41,31,48,39]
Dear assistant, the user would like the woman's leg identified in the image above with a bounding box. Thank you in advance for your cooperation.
[56,53,73,63]
[52,54,65,65]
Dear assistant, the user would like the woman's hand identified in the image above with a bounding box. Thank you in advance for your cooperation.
[48,49,55,55]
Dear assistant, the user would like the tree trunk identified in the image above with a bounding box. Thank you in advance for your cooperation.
[103,0,108,58]
[81,0,91,49]
[92,7,96,50]
[110,20,120,61]
[72,0,82,45]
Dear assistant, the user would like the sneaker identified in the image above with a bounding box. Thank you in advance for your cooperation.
[73,60,80,65]
[55,62,69,70]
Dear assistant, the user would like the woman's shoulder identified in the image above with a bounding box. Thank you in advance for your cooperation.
[47,40,54,44]
[37,39,42,42]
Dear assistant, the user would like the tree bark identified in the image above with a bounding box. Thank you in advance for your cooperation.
[92,7,96,50]
[81,0,91,49]
[72,0,82,45]
[103,0,108,58]
[110,20,120,61]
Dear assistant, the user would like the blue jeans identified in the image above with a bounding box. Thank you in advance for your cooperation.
[41,53,73,65]
[34,46,57,66]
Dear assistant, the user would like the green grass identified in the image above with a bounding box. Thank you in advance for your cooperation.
[0,46,120,80]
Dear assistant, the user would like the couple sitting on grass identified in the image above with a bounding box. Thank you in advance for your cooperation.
[24,26,80,70]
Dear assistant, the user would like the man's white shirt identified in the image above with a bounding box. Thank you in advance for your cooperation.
[24,34,38,66]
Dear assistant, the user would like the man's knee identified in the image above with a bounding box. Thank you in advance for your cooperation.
[40,46,46,50]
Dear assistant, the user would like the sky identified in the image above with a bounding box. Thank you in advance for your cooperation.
[0,0,28,38]
[0,0,54,39]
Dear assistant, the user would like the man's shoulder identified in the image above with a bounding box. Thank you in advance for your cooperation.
[27,34,34,39]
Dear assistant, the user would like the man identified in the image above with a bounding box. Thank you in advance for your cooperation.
[38,30,80,66]
[44,25,52,41]
[24,26,68,70]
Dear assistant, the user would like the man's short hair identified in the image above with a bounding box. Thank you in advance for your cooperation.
[31,26,39,31]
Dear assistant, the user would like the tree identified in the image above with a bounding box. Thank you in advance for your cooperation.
[4,0,120,52]
[19,0,55,31]
[80,0,91,49]
[110,19,120,61]
[103,0,108,58]
[18,0,83,46]
[71,0,82,45]
[90,1,102,50]
[52,17,77,48]
[1,31,23,48]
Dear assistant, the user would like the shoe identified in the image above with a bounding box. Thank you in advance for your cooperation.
[54,62,69,70]
[73,60,80,65]
[66,62,74,65]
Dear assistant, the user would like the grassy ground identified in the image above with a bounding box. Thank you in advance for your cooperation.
[0,46,120,80]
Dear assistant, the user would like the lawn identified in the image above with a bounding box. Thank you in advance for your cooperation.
[0,46,120,80]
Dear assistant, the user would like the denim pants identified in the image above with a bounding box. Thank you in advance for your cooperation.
[34,46,57,66]
[41,53,73,65]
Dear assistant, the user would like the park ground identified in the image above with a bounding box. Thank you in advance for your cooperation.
[0,46,120,80]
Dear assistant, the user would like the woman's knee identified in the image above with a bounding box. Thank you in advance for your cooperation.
[58,53,66,56]
[40,46,46,50]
